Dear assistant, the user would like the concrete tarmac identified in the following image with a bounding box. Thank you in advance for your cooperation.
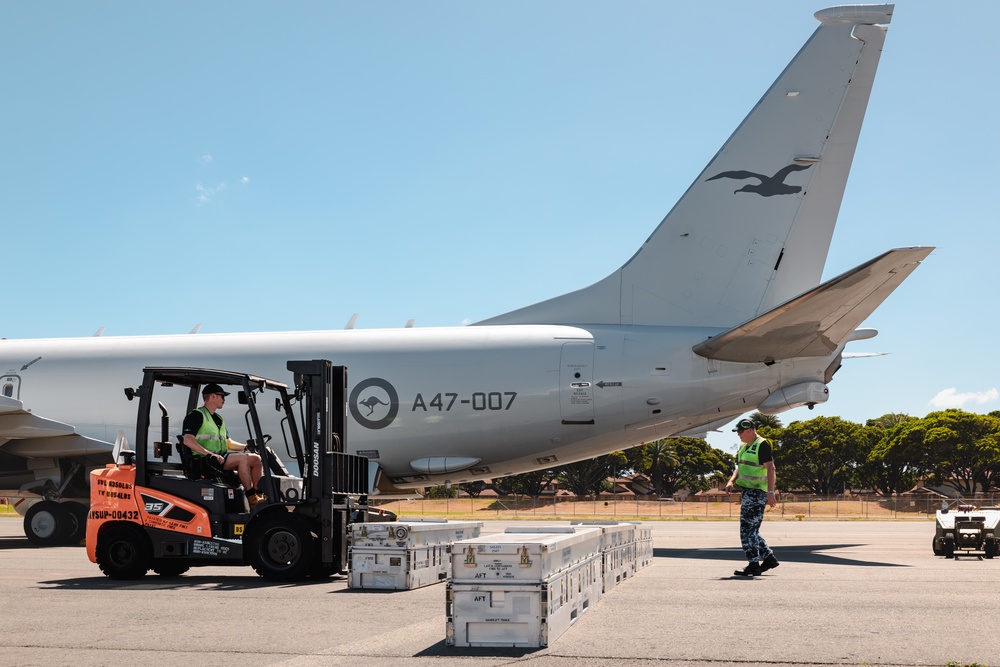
[1,516,998,667]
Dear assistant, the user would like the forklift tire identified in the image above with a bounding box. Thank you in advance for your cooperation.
[152,561,191,577]
[246,512,316,581]
[24,500,72,547]
[62,501,90,545]
[96,524,151,580]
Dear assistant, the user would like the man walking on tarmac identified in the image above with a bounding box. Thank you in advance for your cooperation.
[182,383,267,510]
[724,418,779,577]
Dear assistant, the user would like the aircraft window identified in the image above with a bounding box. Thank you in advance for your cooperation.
[2,384,12,397]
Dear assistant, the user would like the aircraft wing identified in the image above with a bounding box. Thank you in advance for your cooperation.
[0,395,113,459]
[692,247,933,363]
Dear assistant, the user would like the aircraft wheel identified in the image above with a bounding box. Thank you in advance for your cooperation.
[62,501,90,545]
[96,524,151,580]
[24,500,71,546]
[152,561,191,577]
[932,536,942,557]
[246,513,315,581]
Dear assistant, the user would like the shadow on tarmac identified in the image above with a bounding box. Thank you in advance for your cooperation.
[0,536,57,550]
[654,544,909,568]
[39,573,350,592]
[414,640,539,659]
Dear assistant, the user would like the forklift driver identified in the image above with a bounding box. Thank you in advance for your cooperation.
[182,383,267,510]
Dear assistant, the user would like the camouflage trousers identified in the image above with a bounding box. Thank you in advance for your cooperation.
[739,488,773,562]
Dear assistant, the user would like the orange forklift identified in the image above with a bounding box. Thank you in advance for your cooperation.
[86,360,372,581]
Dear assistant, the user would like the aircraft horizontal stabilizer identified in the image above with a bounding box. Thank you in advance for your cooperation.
[692,246,933,363]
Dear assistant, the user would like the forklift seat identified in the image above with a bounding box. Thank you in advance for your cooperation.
[176,435,241,486]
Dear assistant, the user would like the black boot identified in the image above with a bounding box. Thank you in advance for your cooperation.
[760,554,779,572]
[734,561,761,577]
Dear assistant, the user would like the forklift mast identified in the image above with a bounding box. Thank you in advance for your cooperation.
[288,360,343,497]
[287,360,368,497]
[287,360,369,569]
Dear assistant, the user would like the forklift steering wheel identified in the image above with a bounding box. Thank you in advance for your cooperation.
[246,434,271,453]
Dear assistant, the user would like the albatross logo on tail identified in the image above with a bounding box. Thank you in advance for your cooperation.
[480,5,899,329]
[706,163,812,197]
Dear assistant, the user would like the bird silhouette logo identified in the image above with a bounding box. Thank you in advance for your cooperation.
[706,163,812,197]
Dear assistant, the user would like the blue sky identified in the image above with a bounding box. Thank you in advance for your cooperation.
[1,1,997,453]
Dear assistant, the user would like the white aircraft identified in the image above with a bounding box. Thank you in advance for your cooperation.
[1,4,929,545]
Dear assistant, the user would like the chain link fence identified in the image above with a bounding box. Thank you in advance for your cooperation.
[370,493,1000,521]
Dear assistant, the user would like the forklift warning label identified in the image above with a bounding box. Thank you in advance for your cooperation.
[146,515,188,532]
[192,540,232,557]
[94,478,133,501]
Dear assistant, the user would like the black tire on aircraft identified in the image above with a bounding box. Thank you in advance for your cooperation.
[96,523,151,580]
[24,500,72,546]
[61,501,90,545]
[246,512,316,581]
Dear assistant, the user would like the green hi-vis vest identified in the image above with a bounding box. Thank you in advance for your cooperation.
[736,436,769,491]
[193,407,228,457]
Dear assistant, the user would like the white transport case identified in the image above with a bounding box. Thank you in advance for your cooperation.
[633,522,653,570]
[446,525,604,647]
[349,519,482,590]
[572,520,638,591]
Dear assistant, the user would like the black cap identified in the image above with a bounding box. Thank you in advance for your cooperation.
[202,383,231,397]
[732,418,755,432]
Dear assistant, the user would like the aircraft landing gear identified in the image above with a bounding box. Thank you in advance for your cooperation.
[24,501,68,546]
[22,500,89,546]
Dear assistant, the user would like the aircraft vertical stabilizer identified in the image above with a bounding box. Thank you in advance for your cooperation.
[479,5,894,329]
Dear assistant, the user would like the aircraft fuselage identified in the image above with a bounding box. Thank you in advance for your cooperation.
[0,325,826,489]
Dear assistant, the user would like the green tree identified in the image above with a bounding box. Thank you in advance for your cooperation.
[867,413,914,428]
[751,412,783,430]
[460,481,486,497]
[773,416,863,495]
[425,484,458,499]
[628,438,733,496]
[495,469,558,498]
[558,453,626,498]
[922,410,1000,495]
[857,414,926,497]
[667,438,732,495]
[625,440,679,496]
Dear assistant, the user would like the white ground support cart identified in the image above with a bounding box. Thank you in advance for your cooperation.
[933,503,1000,559]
